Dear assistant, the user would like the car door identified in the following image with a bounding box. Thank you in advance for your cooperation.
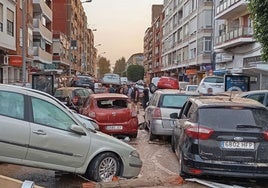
[26,96,90,169]
[0,90,29,160]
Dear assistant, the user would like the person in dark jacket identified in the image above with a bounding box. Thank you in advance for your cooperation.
[142,83,149,110]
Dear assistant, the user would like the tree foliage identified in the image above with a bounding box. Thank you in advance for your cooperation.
[98,57,111,78]
[126,64,144,82]
[248,0,268,62]
[113,57,126,76]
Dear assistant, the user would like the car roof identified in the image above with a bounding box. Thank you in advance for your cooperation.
[91,93,129,99]
[189,95,266,109]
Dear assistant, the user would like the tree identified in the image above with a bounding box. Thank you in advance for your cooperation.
[248,1,268,62]
[113,57,126,76]
[98,57,111,78]
[127,65,144,82]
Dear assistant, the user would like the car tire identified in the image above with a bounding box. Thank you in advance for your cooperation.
[149,127,156,141]
[86,152,120,182]
[171,134,175,153]
[130,132,138,138]
[179,151,190,178]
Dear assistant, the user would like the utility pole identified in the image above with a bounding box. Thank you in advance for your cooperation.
[22,0,27,86]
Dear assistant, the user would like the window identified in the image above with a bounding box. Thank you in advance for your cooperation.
[0,91,24,119]
[32,97,76,131]
[7,8,14,36]
[204,37,212,52]
[0,3,3,32]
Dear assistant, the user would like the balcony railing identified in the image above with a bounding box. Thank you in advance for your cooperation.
[33,46,52,64]
[215,0,248,20]
[33,0,52,21]
[215,26,254,48]
[33,19,52,43]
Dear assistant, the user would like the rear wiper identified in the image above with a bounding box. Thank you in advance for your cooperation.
[236,124,263,129]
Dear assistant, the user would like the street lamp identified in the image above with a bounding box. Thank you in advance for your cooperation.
[81,0,92,3]
[95,44,101,47]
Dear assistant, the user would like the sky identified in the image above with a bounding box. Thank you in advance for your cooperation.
[82,0,163,69]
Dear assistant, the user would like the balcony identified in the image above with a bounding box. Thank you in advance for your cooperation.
[33,46,52,64]
[215,0,248,20]
[215,27,255,50]
[33,0,52,21]
[33,19,52,43]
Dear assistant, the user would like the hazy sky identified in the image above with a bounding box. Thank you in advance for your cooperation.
[83,0,163,68]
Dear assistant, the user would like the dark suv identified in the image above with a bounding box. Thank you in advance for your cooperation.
[171,95,268,179]
[71,75,95,91]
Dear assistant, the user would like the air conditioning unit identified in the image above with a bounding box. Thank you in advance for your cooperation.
[3,55,8,65]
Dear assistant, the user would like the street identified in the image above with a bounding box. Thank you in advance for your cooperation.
[0,111,268,187]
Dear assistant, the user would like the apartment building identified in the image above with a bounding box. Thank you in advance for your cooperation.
[53,0,96,77]
[143,27,153,83]
[214,0,268,89]
[161,0,213,84]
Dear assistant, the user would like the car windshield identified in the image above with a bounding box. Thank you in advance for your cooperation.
[161,94,189,108]
[199,107,268,129]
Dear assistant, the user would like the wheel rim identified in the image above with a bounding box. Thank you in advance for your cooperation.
[99,157,118,182]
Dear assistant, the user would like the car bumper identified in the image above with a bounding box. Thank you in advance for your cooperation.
[182,154,268,178]
[121,154,142,178]
[150,119,174,136]
[98,119,139,136]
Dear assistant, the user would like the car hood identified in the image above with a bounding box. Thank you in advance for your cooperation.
[88,129,136,151]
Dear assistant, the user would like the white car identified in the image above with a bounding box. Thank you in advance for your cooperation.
[197,76,224,94]
[0,84,142,182]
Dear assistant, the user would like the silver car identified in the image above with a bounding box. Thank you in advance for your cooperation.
[144,89,199,141]
[0,84,142,182]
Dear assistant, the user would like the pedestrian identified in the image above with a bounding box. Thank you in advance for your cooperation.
[203,87,214,96]
[129,83,139,113]
[142,83,149,110]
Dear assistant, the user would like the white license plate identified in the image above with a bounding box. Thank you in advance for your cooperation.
[221,141,254,150]
[106,125,123,130]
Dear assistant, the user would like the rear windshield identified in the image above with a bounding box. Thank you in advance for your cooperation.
[199,107,268,129]
[97,99,128,109]
[204,77,223,83]
[161,94,189,108]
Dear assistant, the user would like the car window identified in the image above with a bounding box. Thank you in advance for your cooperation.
[97,99,127,108]
[74,89,86,97]
[199,107,268,129]
[247,93,265,104]
[32,97,77,131]
[204,77,223,83]
[161,95,189,108]
[0,91,24,119]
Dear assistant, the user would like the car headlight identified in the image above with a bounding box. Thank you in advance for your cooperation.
[130,150,140,158]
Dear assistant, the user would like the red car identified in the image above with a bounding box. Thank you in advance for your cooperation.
[80,93,139,138]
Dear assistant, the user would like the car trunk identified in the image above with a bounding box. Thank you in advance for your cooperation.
[197,107,268,163]
[95,99,132,124]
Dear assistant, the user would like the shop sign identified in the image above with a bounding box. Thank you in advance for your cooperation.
[185,69,197,75]
[9,56,22,67]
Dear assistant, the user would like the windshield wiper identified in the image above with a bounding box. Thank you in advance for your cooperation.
[236,124,263,129]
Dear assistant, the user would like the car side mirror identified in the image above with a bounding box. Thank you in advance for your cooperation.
[70,124,86,135]
[170,112,178,119]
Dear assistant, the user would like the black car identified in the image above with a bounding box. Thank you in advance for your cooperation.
[171,95,268,179]
[71,75,95,91]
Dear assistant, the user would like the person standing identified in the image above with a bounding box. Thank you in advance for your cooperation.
[142,83,149,110]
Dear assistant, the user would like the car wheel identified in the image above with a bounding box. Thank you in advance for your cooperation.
[171,134,175,153]
[149,127,156,141]
[179,151,189,178]
[130,132,138,138]
[86,152,120,182]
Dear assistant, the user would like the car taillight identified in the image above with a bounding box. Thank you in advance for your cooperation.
[185,125,214,140]
[152,107,161,118]
[263,131,268,141]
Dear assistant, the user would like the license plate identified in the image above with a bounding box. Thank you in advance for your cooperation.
[221,141,254,150]
[106,125,123,130]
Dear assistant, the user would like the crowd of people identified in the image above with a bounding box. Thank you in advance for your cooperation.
[98,82,150,114]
